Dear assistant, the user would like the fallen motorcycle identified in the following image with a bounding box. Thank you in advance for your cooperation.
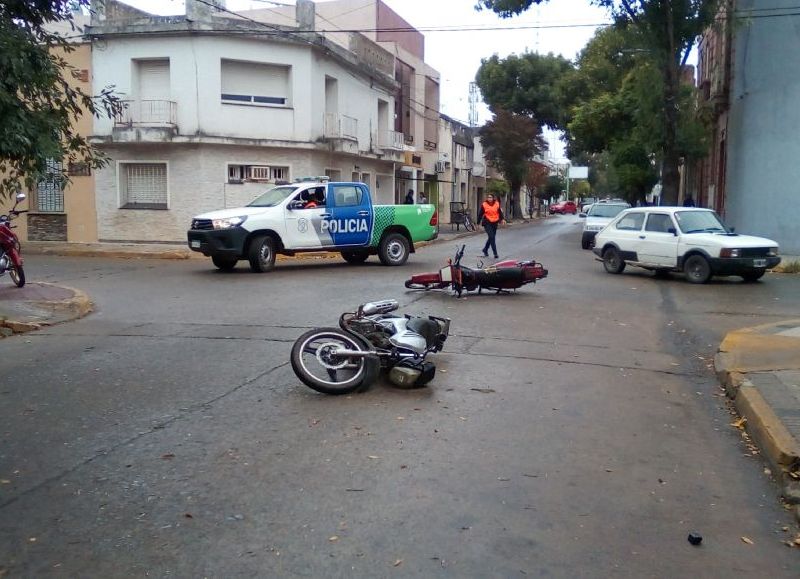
[405,244,547,297]
[291,300,450,395]
[0,192,28,288]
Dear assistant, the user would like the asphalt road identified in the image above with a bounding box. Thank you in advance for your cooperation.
[1,216,799,577]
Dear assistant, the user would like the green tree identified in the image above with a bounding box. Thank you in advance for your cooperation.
[477,0,721,205]
[543,174,565,201]
[479,108,547,219]
[0,1,119,199]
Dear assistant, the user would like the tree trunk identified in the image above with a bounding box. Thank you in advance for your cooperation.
[660,1,681,206]
[509,180,524,219]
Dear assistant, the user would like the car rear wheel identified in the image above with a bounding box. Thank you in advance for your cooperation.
[602,247,626,274]
[741,269,766,282]
[684,254,712,284]
[212,255,238,271]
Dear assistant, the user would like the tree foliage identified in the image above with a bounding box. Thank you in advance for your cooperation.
[479,108,547,218]
[477,0,721,204]
[0,1,119,199]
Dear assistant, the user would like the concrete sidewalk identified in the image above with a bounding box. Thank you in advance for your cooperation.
[715,321,800,522]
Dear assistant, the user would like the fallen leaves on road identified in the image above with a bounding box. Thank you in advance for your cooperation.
[470,388,496,394]
[393,559,403,567]
[160,453,175,460]
[731,417,747,430]
[740,536,754,545]
[367,455,381,459]
[329,536,338,542]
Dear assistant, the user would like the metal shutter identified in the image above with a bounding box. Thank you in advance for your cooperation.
[139,60,170,99]
[124,163,167,206]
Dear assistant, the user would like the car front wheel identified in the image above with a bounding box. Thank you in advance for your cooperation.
[602,247,626,274]
[684,254,712,284]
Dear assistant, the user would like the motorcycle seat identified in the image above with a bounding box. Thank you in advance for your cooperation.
[406,317,442,348]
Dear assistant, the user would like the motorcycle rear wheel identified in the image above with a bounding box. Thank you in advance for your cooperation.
[9,264,24,288]
[291,327,379,395]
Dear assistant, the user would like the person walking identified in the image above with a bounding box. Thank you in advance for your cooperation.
[683,194,696,207]
[418,192,427,204]
[477,194,504,259]
[404,189,414,204]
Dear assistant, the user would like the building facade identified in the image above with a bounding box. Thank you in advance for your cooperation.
[87,0,405,242]
[695,0,799,254]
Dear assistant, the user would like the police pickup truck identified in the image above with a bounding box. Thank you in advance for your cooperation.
[187,179,438,272]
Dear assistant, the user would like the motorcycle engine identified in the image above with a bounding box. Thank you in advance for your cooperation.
[388,359,436,388]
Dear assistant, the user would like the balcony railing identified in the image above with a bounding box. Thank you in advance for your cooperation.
[115,99,177,127]
[378,130,404,151]
[324,112,358,140]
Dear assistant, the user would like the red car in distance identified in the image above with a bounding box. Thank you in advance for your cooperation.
[549,201,578,215]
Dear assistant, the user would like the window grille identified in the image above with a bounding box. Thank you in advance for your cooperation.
[271,166,287,181]
[249,166,271,181]
[121,163,168,209]
[36,158,64,213]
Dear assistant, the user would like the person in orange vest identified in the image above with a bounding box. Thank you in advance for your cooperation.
[477,194,505,259]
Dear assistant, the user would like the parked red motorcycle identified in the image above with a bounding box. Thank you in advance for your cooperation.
[0,192,28,288]
[405,244,547,296]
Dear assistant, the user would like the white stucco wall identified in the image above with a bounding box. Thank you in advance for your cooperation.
[92,34,394,147]
[94,144,394,242]
[725,0,800,254]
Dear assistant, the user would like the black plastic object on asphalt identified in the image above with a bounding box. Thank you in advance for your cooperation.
[687,532,703,546]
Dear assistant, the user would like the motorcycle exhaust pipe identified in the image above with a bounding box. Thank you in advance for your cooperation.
[330,348,378,358]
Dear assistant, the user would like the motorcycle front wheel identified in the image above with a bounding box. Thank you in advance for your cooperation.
[291,328,379,395]
[9,264,25,288]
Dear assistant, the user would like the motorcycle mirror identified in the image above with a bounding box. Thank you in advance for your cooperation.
[15,192,26,203]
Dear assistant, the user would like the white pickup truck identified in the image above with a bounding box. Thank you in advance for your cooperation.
[187,179,438,272]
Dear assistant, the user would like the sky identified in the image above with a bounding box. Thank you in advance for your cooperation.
[119,0,612,158]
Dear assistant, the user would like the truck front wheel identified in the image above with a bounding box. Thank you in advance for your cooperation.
[248,235,276,272]
[378,233,410,266]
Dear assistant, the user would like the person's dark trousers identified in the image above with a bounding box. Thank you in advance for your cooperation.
[482,221,498,257]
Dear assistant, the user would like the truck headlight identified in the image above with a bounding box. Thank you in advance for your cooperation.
[767,247,779,257]
[212,216,247,229]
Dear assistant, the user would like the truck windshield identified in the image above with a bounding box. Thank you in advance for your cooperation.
[675,210,729,234]
[248,186,299,207]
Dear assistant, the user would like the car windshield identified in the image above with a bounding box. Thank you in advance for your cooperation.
[247,186,299,207]
[675,210,729,234]
[588,204,628,218]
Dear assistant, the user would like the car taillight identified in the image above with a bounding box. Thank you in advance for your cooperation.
[429,210,438,226]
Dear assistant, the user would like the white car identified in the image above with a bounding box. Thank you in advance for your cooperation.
[592,207,781,283]
[579,202,630,249]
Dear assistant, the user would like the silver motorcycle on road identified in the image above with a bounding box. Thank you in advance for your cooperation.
[290,300,450,395]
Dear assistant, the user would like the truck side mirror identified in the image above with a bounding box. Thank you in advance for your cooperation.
[668,227,677,235]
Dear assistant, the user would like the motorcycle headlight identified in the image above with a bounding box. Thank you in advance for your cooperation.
[212,216,247,229]
[720,248,741,258]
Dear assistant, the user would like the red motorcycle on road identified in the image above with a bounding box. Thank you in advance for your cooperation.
[405,244,548,297]
[0,192,28,288]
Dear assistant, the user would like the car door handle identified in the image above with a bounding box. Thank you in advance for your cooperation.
[320,213,332,218]
[639,235,646,239]
[357,211,369,216]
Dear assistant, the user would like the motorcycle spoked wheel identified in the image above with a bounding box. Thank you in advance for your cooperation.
[8,263,25,288]
[291,327,379,395]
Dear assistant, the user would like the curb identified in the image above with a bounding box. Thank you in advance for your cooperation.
[715,330,800,522]
[0,283,93,337]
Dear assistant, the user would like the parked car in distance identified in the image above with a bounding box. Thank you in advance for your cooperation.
[549,201,578,215]
[580,197,597,212]
[592,207,781,283]
[579,201,631,249]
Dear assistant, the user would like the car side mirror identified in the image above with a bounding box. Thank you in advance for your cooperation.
[288,200,304,210]
[579,213,587,218]
[730,227,735,233]
[668,227,677,235]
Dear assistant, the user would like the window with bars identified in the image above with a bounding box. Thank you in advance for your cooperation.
[227,164,289,184]
[120,162,168,209]
[36,158,64,213]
